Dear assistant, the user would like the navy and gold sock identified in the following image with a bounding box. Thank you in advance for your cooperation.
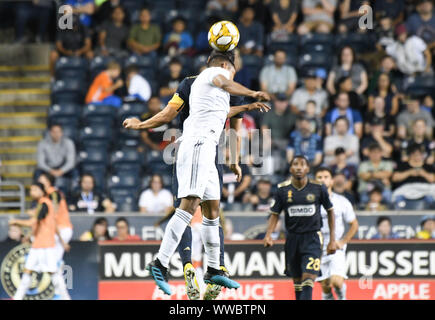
[300,279,314,300]
[177,226,192,266]
[294,283,302,300]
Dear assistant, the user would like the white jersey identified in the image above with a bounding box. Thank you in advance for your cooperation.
[320,192,356,255]
[182,67,231,144]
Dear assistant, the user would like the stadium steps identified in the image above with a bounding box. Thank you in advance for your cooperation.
[0,45,51,211]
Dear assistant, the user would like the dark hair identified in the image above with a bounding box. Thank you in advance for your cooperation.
[336,76,351,92]
[338,46,355,65]
[115,217,129,227]
[207,50,235,68]
[314,166,333,177]
[39,172,55,187]
[48,122,62,130]
[91,217,111,240]
[81,173,95,188]
[32,182,46,195]
[376,216,392,227]
[290,155,310,168]
[169,58,182,66]
[150,174,164,188]
[274,48,286,55]
[334,147,346,156]
[369,186,383,195]
[407,143,423,156]
[368,143,382,152]
[306,100,316,106]
[334,115,350,128]
[125,64,138,75]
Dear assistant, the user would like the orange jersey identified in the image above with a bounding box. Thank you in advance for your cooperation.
[47,186,73,230]
[191,206,203,226]
[85,71,113,104]
[32,197,56,249]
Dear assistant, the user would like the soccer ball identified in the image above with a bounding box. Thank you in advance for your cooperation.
[208,20,240,52]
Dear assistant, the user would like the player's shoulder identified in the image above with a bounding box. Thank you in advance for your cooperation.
[179,75,197,87]
[308,179,325,190]
[277,179,292,189]
[331,192,352,206]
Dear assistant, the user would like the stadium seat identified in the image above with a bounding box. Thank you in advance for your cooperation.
[78,148,108,166]
[116,126,141,149]
[89,56,109,81]
[394,198,428,211]
[80,163,107,191]
[81,104,116,126]
[298,52,332,74]
[117,101,147,122]
[158,54,193,75]
[241,54,264,80]
[267,34,299,56]
[79,125,112,150]
[107,173,140,189]
[193,54,208,73]
[335,33,376,53]
[141,174,173,190]
[145,150,172,175]
[124,55,156,81]
[110,189,138,212]
[58,124,78,143]
[110,149,142,173]
[300,34,334,55]
[405,76,435,96]
[51,79,86,104]
[55,176,71,198]
[55,56,88,81]
[48,103,81,126]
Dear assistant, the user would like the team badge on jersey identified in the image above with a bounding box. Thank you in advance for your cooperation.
[306,193,316,202]
[0,244,54,300]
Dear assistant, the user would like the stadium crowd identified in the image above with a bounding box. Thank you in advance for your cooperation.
[2,0,435,220]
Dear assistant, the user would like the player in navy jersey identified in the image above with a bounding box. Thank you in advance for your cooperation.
[123,52,269,299]
[264,155,337,300]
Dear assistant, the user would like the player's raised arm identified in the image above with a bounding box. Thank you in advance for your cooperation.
[123,104,178,130]
[227,102,270,118]
[212,75,270,101]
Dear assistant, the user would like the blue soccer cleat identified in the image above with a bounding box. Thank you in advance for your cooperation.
[146,260,172,295]
[204,267,240,289]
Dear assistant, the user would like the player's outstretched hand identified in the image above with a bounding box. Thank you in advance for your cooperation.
[264,235,274,247]
[230,164,242,182]
[251,91,271,102]
[327,241,337,255]
[248,102,271,113]
[63,243,71,252]
[123,117,141,130]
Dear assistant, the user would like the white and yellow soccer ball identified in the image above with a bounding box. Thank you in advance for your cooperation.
[208,20,240,52]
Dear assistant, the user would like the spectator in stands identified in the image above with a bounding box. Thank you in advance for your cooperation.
[233,48,252,87]
[406,0,435,47]
[255,217,285,240]
[358,143,394,205]
[374,0,405,25]
[335,75,363,113]
[368,55,401,94]
[364,96,396,138]
[237,6,264,57]
[65,0,95,28]
[138,174,173,214]
[330,147,357,191]
[286,114,323,167]
[270,0,298,35]
[416,215,435,239]
[243,178,274,212]
[298,0,338,35]
[94,0,125,26]
[80,217,112,241]
[361,118,394,159]
[392,144,435,208]
[224,218,246,240]
[69,173,115,214]
[368,73,399,116]
[259,49,297,100]
[365,187,389,212]
[401,119,435,165]
[206,0,239,17]
[261,93,297,151]
[3,224,23,243]
[49,14,93,76]
[125,65,152,102]
[338,0,371,34]
[327,46,368,96]
[139,96,174,152]
[112,217,141,241]
[396,97,434,141]
[385,23,432,76]
[325,92,363,138]
[14,0,52,43]
[323,116,360,165]
[127,8,161,57]
[371,216,400,239]
[159,58,184,103]
[333,172,356,205]
[36,123,76,181]
[85,61,123,107]
[239,0,272,27]
[305,100,322,136]
[222,150,252,204]
[422,94,434,114]
[290,68,329,117]
[96,5,129,59]
[163,17,194,57]
[195,17,216,54]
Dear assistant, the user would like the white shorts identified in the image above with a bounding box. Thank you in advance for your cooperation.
[55,227,73,263]
[176,136,220,201]
[25,247,58,273]
[316,249,347,282]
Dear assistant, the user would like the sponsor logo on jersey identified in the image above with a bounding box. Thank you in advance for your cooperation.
[0,244,54,300]
[287,204,316,217]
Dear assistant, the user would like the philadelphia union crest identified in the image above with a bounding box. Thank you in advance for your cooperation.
[1,244,54,300]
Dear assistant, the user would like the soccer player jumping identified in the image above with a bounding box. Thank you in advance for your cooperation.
[264,156,337,300]
[141,50,270,295]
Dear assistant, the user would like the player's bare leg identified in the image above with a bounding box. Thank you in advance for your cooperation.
[321,279,335,300]
[330,275,346,300]
[300,273,317,300]
[201,200,239,290]
[147,197,200,295]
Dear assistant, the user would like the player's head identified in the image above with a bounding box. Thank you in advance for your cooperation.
[289,155,310,180]
[30,182,46,200]
[207,50,236,77]
[314,167,333,189]
[38,172,55,189]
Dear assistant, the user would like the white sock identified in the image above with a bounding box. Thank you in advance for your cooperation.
[335,283,347,300]
[201,216,220,270]
[157,208,192,268]
[53,267,71,300]
[322,291,335,300]
[14,273,31,300]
